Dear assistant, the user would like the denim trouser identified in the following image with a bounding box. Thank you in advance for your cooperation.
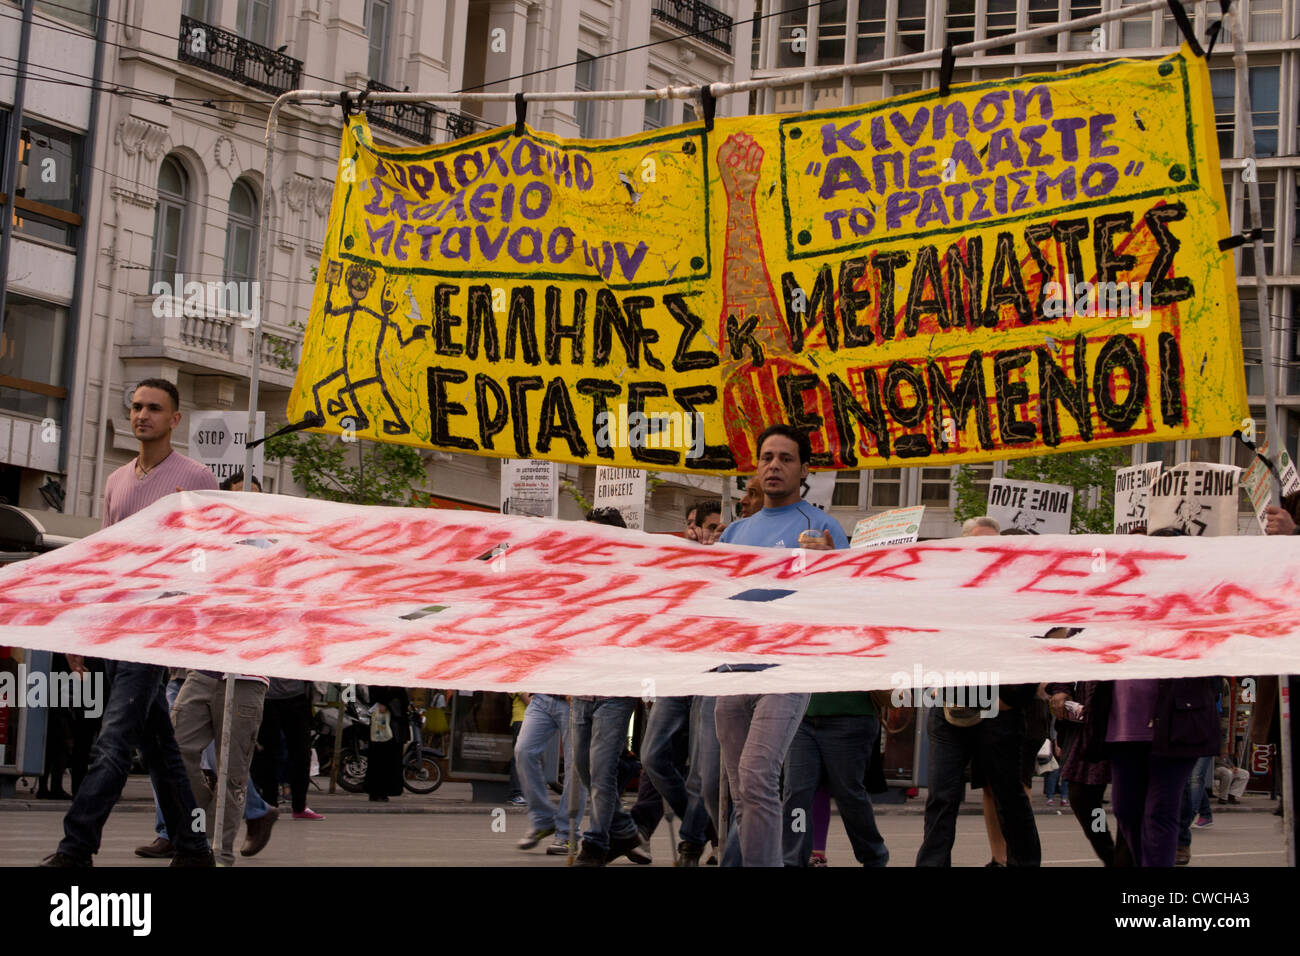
[516,694,587,841]
[1177,754,1215,847]
[685,696,721,844]
[916,706,1041,866]
[58,661,208,862]
[714,693,810,867]
[572,697,637,852]
[1110,743,1196,867]
[782,714,889,866]
[642,696,713,846]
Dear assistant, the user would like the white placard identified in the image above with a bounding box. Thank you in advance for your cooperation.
[188,411,265,485]
[1113,462,1163,534]
[802,472,837,511]
[1147,462,1240,536]
[1241,442,1300,533]
[986,478,1073,534]
[593,467,646,530]
[850,506,925,549]
[500,460,559,518]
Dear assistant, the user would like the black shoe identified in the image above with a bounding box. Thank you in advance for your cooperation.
[607,832,652,865]
[675,841,704,867]
[572,840,606,867]
[517,826,556,850]
[985,860,1005,867]
[170,848,216,867]
[134,837,175,859]
[41,852,91,867]
[368,794,389,802]
[240,807,278,857]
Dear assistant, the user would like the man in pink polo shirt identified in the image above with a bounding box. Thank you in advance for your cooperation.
[43,378,218,866]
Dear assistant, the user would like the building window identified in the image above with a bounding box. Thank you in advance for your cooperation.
[1240,297,1264,394]
[832,471,861,507]
[817,0,848,64]
[183,0,210,19]
[1288,289,1300,395]
[1211,68,1235,158]
[1237,170,1276,277]
[574,51,597,138]
[366,0,392,83]
[1249,66,1279,158]
[920,467,952,506]
[151,156,189,285]
[1248,0,1285,42]
[682,102,697,126]
[985,0,1017,56]
[1068,0,1103,52]
[856,0,886,61]
[870,468,902,507]
[224,179,259,284]
[945,0,975,49]
[1144,441,1178,468]
[896,0,927,56]
[34,0,96,31]
[962,462,994,509]
[776,1,808,68]
[1024,0,1058,54]
[1118,0,1153,48]
[643,92,665,131]
[11,121,83,247]
[0,296,69,421]
[237,0,275,47]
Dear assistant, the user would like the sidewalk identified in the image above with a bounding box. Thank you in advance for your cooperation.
[0,773,1280,816]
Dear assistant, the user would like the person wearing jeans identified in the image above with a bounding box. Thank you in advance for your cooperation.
[515,693,588,854]
[916,703,1042,867]
[641,695,715,862]
[252,678,320,819]
[51,661,211,866]
[684,695,722,856]
[1177,753,1216,854]
[571,696,648,865]
[782,694,889,867]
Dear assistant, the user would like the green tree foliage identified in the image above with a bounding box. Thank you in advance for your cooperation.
[952,447,1130,533]
[264,430,426,506]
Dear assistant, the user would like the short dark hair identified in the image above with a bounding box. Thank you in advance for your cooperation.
[694,500,722,526]
[1148,526,1187,537]
[586,507,626,528]
[999,527,1031,536]
[755,424,811,465]
[219,471,261,491]
[133,378,180,411]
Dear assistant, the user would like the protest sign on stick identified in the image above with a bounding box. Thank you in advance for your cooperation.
[1148,462,1240,536]
[593,466,646,529]
[850,506,926,548]
[1113,461,1163,533]
[987,478,1073,534]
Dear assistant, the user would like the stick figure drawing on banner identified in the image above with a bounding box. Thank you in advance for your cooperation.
[311,261,428,436]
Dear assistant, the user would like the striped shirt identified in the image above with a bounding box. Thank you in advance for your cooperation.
[102,450,217,528]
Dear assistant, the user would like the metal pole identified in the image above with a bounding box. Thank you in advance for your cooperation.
[566,696,579,864]
[1227,7,1294,868]
[330,694,345,794]
[211,677,238,862]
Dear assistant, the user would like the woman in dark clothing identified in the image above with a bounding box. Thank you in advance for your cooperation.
[1046,681,1130,866]
[1059,677,1220,866]
[363,686,409,801]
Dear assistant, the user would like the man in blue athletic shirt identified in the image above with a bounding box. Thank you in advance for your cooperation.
[706,424,848,865]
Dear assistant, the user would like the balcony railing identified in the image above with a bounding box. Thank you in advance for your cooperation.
[651,0,733,54]
[178,15,303,96]
[366,80,440,144]
[445,112,482,141]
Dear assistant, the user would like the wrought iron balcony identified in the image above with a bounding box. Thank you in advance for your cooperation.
[178,15,303,96]
[651,0,733,54]
[365,80,439,144]
[445,112,482,141]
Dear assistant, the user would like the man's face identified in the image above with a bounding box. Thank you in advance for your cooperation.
[130,387,180,441]
[740,476,762,517]
[700,512,723,537]
[757,435,806,502]
[685,508,697,532]
[228,480,262,493]
[967,525,999,537]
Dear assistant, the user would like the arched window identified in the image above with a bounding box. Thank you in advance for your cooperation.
[224,179,259,284]
[151,155,189,284]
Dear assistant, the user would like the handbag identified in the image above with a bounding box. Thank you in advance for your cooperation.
[370,706,394,742]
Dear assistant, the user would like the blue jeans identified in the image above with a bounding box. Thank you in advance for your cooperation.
[516,694,587,841]
[642,696,713,846]
[155,679,268,839]
[714,693,810,867]
[917,707,1041,866]
[572,697,637,852]
[782,714,889,866]
[1043,767,1066,799]
[686,696,721,843]
[1178,754,1215,847]
[58,661,207,861]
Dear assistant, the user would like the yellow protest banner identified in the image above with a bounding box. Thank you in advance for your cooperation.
[287,46,1244,475]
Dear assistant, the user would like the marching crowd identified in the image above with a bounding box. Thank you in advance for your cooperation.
[31,381,1297,868]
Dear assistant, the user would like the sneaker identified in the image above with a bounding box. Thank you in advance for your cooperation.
[607,832,652,865]
[240,807,278,857]
[572,840,606,867]
[508,795,527,806]
[170,848,217,867]
[675,841,705,867]
[40,852,91,867]
[1046,797,1056,806]
[134,837,175,859]
[292,808,325,821]
[517,826,556,850]
[1175,846,1191,866]
[1061,798,1070,807]
[546,839,571,856]
[809,851,829,867]
[1192,815,1214,829]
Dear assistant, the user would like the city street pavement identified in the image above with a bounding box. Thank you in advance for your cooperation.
[0,776,1287,866]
